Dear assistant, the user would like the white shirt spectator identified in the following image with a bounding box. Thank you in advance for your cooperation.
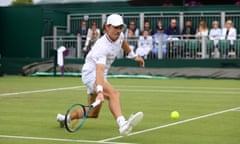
[209,28,222,40]
[124,28,140,38]
[136,36,153,59]
[221,27,237,44]
[209,28,222,46]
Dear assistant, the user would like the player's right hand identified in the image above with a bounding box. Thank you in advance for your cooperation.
[96,92,104,103]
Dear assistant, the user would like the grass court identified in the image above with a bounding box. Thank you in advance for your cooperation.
[0,76,239,144]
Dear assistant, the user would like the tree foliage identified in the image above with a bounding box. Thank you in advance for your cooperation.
[11,0,33,6]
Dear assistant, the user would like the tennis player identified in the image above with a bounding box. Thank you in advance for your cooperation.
[57,14,144,136]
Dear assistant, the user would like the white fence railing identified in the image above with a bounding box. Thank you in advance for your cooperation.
[41,36,83,58]
[41,35,240,59]
[66,11,240,35]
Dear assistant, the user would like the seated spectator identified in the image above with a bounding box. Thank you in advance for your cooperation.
[124,20,140,38]
[195,20,208,56]
[209,21,222,58]
[221,20,237,43]
[182,20,195,39]
[209,21,222,46]
[221,20,237,57]
[164,18,180,37]
[83,22,101,57]
[152,27,168,59]
[142,20,154,35]
[75,20,88,37]
[125,29,138,57]
[196,20,208,38]
[154,20,164,34]
[75,20,88,48]
[135,30,153,59]
[101,22,107,35]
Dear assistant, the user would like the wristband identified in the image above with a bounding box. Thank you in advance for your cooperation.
[96,85,103,93]
[128,51,137,59]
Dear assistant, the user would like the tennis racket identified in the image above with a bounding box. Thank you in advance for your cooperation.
[64,99,101,133]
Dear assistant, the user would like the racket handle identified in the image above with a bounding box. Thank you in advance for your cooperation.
[91,99,101,108]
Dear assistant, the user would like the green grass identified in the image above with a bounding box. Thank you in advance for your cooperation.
[0,76,239,144]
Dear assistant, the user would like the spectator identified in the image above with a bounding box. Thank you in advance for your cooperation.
[209,21,222,58]
[126,29,138,51]
[83,22,101,57]
[76,20,88,38]
[152,27,168,59]
[196,20,208,38]
[221,20,237,56]
[195,20,208,56]
[221,20,237,43]
[154,20,164,33]
[182,20,195,39]
[142,20,154,35]
[101,22,107,35]
[209,21,222,46]
[124,20,140,38]
[135,30,153,59]
[164,18,180,37]
[76,20,88,48]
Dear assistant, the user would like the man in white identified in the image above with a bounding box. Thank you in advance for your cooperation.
[221,20,237,43]
[221,20,237,56]
[57,14,144,136]
[136,30,153,59]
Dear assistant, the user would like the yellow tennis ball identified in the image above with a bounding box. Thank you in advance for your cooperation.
[171,111,180,120]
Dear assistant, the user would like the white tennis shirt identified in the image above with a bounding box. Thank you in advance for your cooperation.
[82,33,124,76]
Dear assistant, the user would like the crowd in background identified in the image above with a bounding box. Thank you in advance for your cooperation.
[75,18,238,59]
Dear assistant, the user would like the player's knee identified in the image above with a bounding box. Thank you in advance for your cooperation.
[114,91,121,99]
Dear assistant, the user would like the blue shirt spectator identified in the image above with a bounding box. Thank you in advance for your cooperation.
[152,27,168,58]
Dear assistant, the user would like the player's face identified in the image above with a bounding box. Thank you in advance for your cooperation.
[107,25,123,41]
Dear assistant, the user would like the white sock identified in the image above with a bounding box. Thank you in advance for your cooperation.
[116,116,127,127]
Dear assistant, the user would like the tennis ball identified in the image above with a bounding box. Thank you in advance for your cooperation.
[171,111,180,120]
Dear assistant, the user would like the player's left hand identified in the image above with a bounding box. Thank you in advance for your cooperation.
[134,56,145,68]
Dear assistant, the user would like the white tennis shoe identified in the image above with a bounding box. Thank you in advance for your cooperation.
[56,113,65,128]
[119,112,144,136]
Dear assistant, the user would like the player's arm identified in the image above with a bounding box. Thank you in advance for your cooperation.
[95,63,105,103]
[122,39,145,68]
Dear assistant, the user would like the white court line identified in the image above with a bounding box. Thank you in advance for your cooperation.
[0,86,85,97]
[0,135,135,144]
[1,85,240,98]
[99,107,240,142]
[116,85,240,90]
[118,89,240,95]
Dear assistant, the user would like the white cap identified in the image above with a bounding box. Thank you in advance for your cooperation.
[106,14,124,26]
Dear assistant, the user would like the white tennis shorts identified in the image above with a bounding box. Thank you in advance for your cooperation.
[82,69,96,95]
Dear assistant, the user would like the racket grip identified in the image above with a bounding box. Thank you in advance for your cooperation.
[91,99,101,108]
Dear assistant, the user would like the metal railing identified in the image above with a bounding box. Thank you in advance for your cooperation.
[66,11,240,35]
[41,35,240,59]
[41,36,82,58]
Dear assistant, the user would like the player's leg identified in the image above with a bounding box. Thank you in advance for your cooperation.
[102,80,122,119]
[102,79,143,136]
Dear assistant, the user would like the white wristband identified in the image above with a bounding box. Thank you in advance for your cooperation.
[128,51,137,59]
[96,85,103,93]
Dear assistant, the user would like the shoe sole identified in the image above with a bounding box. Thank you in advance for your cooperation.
[129,112,144,127]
